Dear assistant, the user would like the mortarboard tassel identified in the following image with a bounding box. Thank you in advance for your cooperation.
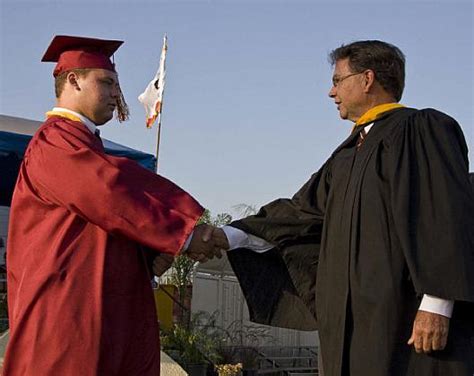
[115,86,130,122]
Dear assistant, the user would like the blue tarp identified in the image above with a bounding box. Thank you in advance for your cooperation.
[0,130,156,206]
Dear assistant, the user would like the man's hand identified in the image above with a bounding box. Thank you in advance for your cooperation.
[186,225,230,263]
[407,310,450,353]
[152,253,175,277]
[211,228,230,250]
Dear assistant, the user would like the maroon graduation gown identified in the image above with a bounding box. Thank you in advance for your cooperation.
[3,116,204,375]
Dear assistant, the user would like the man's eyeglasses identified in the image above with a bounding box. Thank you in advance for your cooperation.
[332,72,364,87]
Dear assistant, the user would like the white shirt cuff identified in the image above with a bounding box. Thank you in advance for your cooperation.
[418,294,454,318]
[222,226,274,253]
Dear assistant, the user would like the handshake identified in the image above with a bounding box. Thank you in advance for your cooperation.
[152,224,230,276]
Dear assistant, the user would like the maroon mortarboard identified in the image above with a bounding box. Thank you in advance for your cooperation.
[41,35,123,77]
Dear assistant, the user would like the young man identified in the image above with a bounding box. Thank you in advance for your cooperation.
[213,40,474,375]
[4,35,217,375]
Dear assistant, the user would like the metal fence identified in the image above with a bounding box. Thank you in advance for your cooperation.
[255,346,318,375]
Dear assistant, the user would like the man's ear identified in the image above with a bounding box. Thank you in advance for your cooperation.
[363,69,376,93]
[66,72,81,91]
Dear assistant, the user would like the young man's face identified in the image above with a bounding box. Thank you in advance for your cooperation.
[328,58,367,123]
[76,69,120,125]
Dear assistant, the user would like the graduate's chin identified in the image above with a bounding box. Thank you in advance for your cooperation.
[96,112,114,125]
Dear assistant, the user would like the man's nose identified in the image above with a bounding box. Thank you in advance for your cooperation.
[328,86,336,98]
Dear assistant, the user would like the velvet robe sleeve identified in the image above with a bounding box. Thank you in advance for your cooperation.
[227,160,331,330]
[23,120,204,255]
[388,109,474,305]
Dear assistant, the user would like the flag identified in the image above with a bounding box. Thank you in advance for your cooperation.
[138,35,168,128]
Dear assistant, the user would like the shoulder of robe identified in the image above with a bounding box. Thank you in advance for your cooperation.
[30,117,96,152]
[406,108,461,131]
[386,107,465,146]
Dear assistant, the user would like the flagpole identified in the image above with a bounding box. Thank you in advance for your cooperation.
[155,116,163,173]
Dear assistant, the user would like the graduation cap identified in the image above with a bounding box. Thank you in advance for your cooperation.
[41,35,123,77]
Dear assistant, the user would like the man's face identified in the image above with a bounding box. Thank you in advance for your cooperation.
[76,69,120,125]
[328,58,367,123]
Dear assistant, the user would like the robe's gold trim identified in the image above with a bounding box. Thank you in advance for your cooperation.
[353,103,405,130]
[46,111,83,123]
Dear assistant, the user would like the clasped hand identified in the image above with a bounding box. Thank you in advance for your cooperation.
[152,225,229,277]
[185,224,230,263]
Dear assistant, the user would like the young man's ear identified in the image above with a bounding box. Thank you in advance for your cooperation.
[67,72,81,91]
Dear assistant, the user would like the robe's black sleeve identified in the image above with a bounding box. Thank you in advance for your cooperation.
[388,109,474,305]
[227,160,331,330]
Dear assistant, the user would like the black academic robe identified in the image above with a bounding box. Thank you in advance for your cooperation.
[228,108,474,376]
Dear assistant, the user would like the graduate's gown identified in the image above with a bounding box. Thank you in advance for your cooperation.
[228,108,474,376]
[3,116,204,375]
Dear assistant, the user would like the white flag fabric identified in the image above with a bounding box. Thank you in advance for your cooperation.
[138,35,167,128]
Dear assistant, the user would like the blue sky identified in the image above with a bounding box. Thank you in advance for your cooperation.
[1,0,473,216]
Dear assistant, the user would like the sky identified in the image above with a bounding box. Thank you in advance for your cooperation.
[1,0,473,217]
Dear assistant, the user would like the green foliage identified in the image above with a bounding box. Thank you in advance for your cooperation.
[198,209,232,226]
[197,209,213,226]
[168,253,195,328]
[169,254,195,287]
[161,324,209,364]
[161,311,224,365]
[161,310,276,370]
[212,213,232,226]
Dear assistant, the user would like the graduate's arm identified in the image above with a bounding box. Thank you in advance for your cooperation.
[26,125,203,256]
